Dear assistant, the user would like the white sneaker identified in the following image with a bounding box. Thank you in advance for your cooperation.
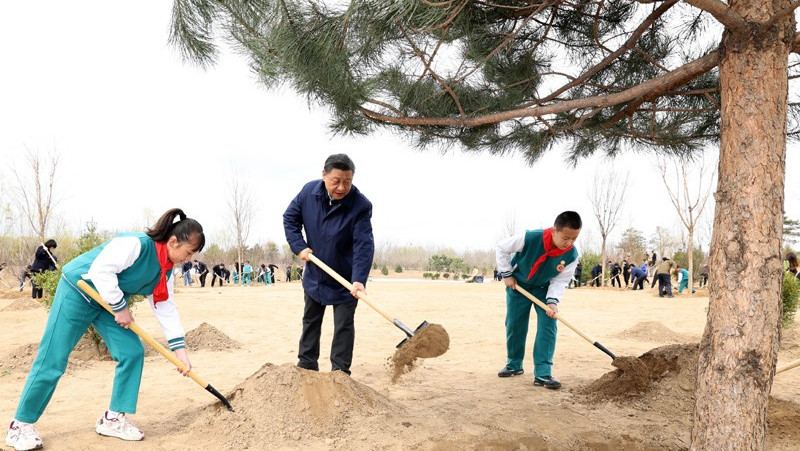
[5,420,43,451]
[95,412,144,441]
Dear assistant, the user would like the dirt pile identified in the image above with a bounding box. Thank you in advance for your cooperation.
[144,322,240,357]
[1,297,43,311]
[614,321,692,343]
[184,363,400,448]
[185,322,242,352]
[390,323,450,382]
[0,335,110,376]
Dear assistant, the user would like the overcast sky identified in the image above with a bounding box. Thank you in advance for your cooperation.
[1,2,798,252]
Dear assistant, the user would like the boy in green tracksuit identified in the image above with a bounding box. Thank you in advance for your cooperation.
[496,211,581,389]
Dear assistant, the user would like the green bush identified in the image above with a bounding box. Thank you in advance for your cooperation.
[372,261,378,270]
[432,273,440,280]
[381,265,389,275]
[442,273,450,279]
[394,264,403,273]
[783,272,800,328]
[423,272,432,279]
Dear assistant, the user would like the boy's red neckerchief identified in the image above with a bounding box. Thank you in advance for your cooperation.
[527,228,572,280]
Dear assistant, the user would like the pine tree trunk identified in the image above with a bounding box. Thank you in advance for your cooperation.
[691,4,792,448]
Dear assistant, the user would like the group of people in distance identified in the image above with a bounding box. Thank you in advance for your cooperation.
[5,153,584,451]
[575,253,707,296]
[177,260,295,287]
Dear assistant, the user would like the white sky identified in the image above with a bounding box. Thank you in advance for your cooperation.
[1,2,798,252]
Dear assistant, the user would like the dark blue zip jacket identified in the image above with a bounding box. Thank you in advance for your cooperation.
[283,180,374,305]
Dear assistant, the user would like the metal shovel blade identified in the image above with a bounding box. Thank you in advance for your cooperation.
[396,320,430,348]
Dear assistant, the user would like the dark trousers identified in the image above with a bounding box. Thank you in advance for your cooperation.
[611,275,621,287]
[199,273,207,287]
[657,273,673,297]
[211,274,224,287]
[297,293,358,374]
[632,275,645,290]
[623,273,630,286]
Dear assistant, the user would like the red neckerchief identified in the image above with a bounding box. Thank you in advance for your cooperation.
[527,228,573,280]
[153,241,174,306]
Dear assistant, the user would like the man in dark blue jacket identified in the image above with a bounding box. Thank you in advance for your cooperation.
[283,153,375,375]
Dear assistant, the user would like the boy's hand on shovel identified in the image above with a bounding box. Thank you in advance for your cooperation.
[545,303,559,319]
[114,308,134,329]
[173,348,192,376]
[503,277,517,290]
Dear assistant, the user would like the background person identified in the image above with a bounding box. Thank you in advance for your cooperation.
[30,240,58,299]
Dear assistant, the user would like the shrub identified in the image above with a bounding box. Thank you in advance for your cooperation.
[423,272,432,279]
[395,264,403,273]
[432,273,440,280]
[783,272,800,328]
[442,273,450,279]
[381,265,389,276]
[372,262,378,270]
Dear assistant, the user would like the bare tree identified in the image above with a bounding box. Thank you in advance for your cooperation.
[12,148,60,240]
[226,170,255,268]
[657,156,715,293]
[588,170,629,286]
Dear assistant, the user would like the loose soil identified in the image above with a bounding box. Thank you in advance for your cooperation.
[1,280,799,450]
[390,323,450,382]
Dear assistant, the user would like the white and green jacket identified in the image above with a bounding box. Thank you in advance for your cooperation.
[62,232,186,351]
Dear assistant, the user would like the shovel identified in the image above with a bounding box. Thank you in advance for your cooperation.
[307,253,428,348]
[76,280,234,411]
[514,284,617,360]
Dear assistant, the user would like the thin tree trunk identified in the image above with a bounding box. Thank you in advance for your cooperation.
[691,7,791,448]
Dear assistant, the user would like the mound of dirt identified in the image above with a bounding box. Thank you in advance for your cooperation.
[1,297,44,311]
[581,343,800,447]
[184,363,400,448]
[390,323,450,382]
[0,335,110,376]
[185,322,241,352]
[584,343,698,405]
[143,322,240,357]
[0,343,39,374]
[614,321,691,343]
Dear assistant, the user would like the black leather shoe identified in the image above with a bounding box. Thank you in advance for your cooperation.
[498,366,524,378]
[297,362,319,371]
[533,375,562,389]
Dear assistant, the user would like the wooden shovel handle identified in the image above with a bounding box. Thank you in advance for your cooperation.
[514,284,598,346]
[306,253,394,323]
[75,280,209,388]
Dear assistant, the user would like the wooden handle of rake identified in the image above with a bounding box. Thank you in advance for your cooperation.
[306,253,394,323]
[514,284,617,360]
[76,280,234,411]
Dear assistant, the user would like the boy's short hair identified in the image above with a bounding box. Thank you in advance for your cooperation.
[554,211,582,230]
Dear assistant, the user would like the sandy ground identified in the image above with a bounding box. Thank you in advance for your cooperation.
[2,272,800,450]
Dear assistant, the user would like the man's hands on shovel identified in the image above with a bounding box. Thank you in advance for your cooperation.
[114,307,193,376]
[299,248,366,298]
[504,277,558,319]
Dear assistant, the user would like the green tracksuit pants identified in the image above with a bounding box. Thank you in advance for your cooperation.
[505,288,557,377]
[14,278,144,423]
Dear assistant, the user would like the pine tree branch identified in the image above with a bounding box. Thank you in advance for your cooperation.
[360,49,720,127]
[537,0,679,105]
[763,0,800,30]
[680,0,749,34]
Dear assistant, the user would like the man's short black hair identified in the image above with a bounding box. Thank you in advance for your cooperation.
[324,154,355,173]
[554,211,582,230]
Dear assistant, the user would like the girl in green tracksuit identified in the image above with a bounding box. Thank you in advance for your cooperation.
[6,208,205,451]
[495,211,582,390]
